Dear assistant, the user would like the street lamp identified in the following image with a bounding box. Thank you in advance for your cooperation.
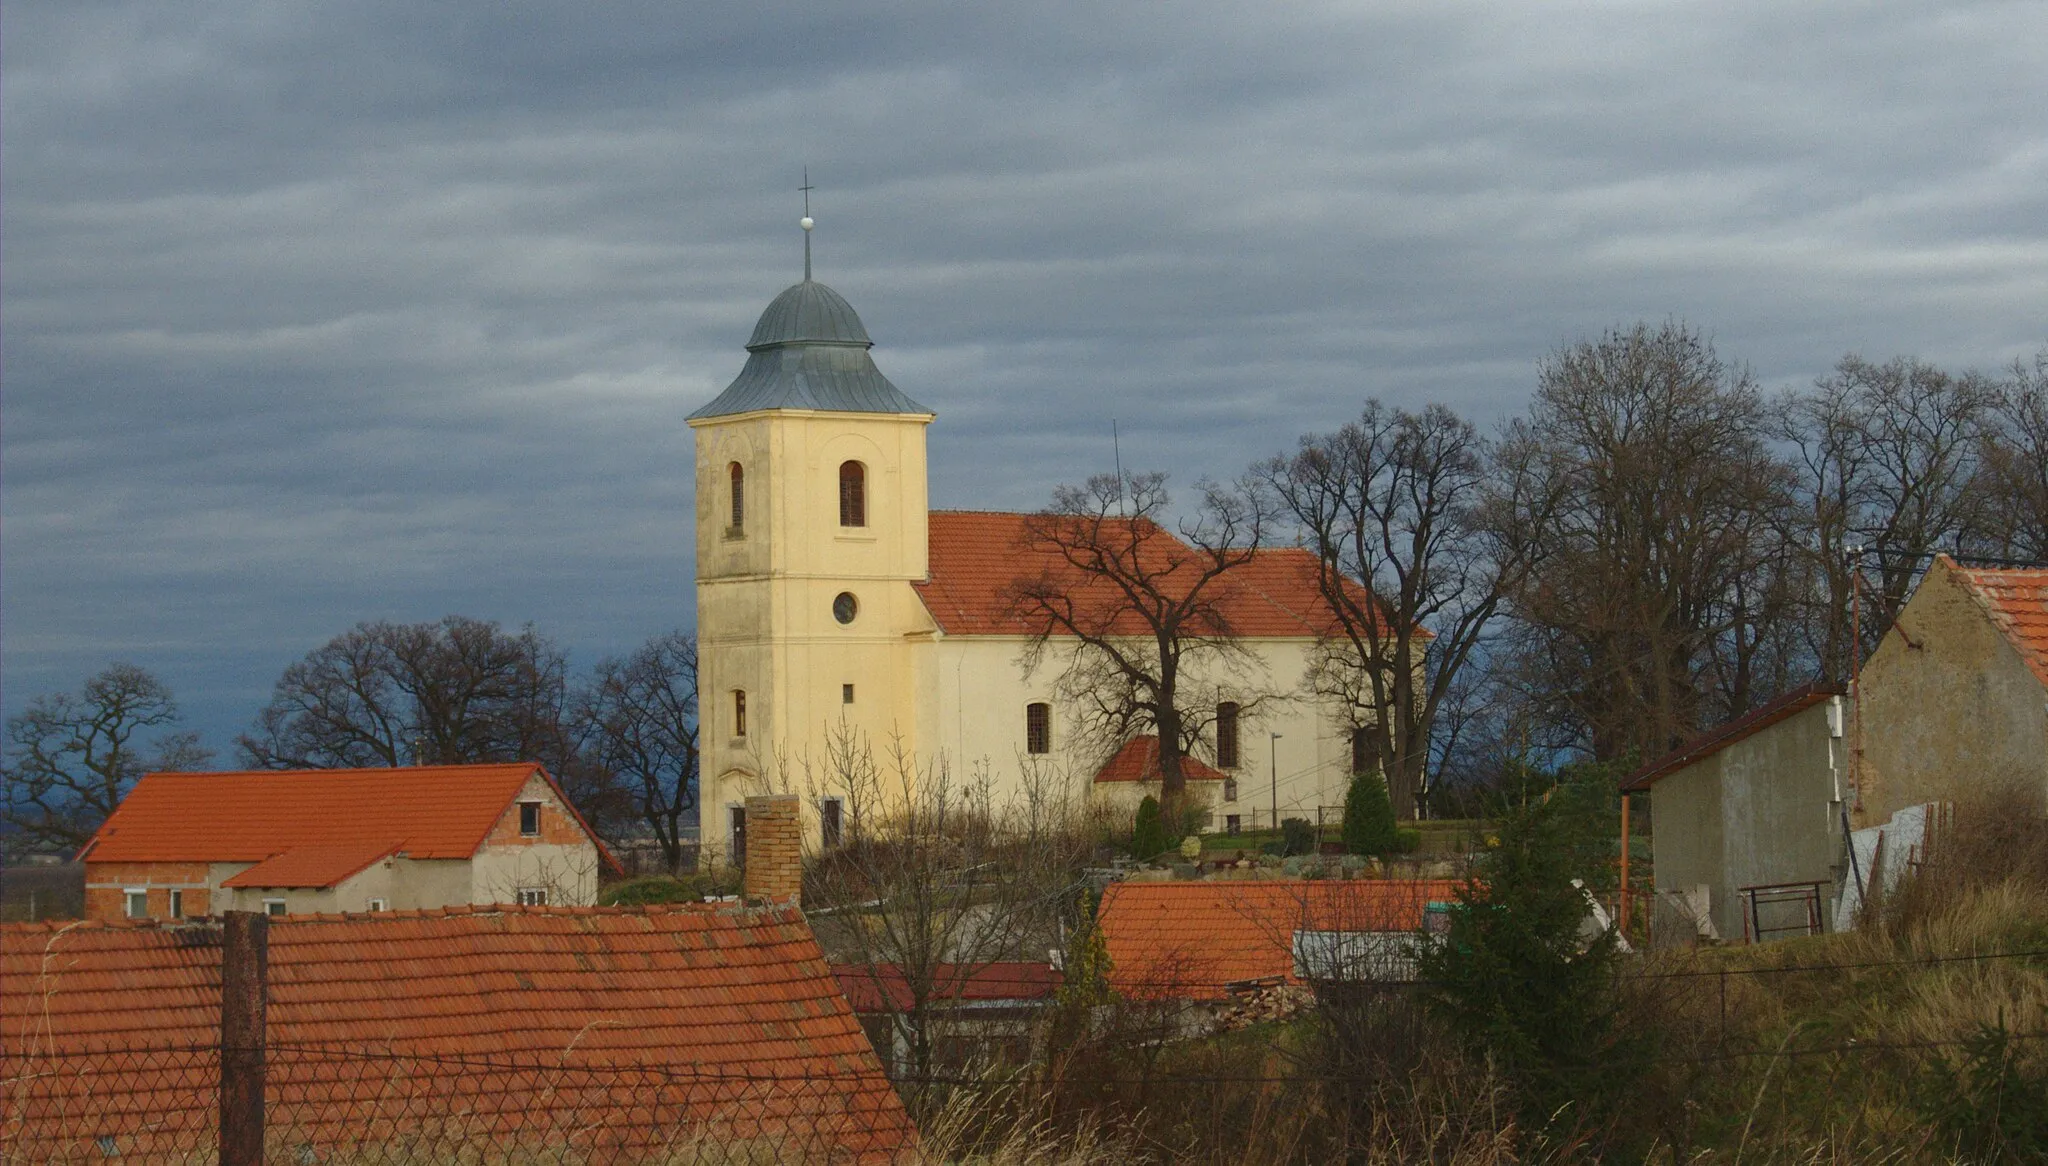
[1269,732,1283,834]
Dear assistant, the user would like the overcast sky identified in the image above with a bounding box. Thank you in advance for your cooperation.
[4,1,2045,754]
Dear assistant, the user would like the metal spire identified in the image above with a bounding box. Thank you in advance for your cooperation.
[799,169,816,281]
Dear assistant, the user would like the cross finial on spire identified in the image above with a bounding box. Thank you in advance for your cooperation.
[799,168,816,281]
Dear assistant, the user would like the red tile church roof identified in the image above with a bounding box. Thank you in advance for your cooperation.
[917,510,1401,639]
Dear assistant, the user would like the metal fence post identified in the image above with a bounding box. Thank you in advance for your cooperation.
[221,910,268,1166]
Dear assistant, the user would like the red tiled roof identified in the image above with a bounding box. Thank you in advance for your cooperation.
[1945,555,2048,689]
[1091,736,1232,784]
[218,839,404,888]
[916,510,1405,639]
[78,763,619,876]
[833,962,1063,1013]
[1096,879,1460,1001]
[1,905,914,1160]
[1619,682,1845,793]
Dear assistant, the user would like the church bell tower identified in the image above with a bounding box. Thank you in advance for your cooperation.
[688,210,935,867]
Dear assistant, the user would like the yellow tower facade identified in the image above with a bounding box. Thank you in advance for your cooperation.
[689,276,935,865]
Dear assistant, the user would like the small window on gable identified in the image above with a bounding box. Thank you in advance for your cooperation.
[516,888,548,907]
[729,462,745,532]
[1026,703,1051,754]
[367,898,389,912]
[821,797,845,849]
[519,801,542,836]
[734,690,748,737]
[839,461,866,527]
[263,899,288,917]
[124,889,148,919]
[1216,702,1241,769]
[168,889,184,919]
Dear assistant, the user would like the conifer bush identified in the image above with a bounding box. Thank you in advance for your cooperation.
[1341,769,1399,856]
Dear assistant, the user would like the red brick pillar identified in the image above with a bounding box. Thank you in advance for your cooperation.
[743,794,802,907]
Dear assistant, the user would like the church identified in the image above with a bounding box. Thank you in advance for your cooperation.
[689,223,1386,865]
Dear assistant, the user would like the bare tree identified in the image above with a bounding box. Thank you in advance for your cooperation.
[1979,348,2048,561]
[801,729,1088,1108]
[238,615,585,773]
[1500,322,1795,761]
[1011,471,1273,817]
[2,664,212,850]
[1260,401,1547,819]
[577,631,698,873]
[1777,354,2000,675]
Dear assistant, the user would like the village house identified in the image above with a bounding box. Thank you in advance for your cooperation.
[833,960,1063,1078]
[1620,684,1850,946]
[76,762,616,920]
[691,249,1410,865]
[3,794,915,1162]
[1095,879,1460,1004]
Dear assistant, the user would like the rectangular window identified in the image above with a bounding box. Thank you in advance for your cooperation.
[843,683,855,704]
[821,797,844,849]
[1352,727,1375,776]
[124,889,148,919]
[839,461,867,527]
[1223,777,1239,803]
[1226,814,1242,836]
[1216,702,1241,769]
[167,889,183,919]
[263,899,288,917]
[367,898,389,912]
[729,462,746,533]
[519,801,542,836]
[734,690,748,737]
[730,806,748,867]
[516,888,548,907]
[1025,702,1051,754]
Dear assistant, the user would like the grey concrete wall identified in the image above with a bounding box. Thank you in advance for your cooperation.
[1858,562,2048,824]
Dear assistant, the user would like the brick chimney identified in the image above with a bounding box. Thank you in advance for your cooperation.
[743,794,802,907]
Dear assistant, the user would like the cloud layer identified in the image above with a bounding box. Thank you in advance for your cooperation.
[5,1,2045,748]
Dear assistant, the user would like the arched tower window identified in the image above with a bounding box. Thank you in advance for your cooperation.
[839,461,866,527]
[728,462,745,532]
[1216,702,1241,769]
[1026,703,1051,754]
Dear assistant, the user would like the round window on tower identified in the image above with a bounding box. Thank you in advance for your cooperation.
[833,592,859,625]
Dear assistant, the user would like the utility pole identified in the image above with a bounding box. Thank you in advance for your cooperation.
[220,911,268,1166]
[1269,732,1283,834]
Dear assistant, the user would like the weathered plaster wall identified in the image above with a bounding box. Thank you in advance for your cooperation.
[468,772,601,905]
[1858,563,2048,825]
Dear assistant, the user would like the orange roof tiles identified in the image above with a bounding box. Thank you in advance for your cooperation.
[1091,736,1232,784]
[219,839,403,888]
[1096,879,1460,1001]
[79,762,618,877]
[917,510,1400,639]
[2,905,914,1160]
[1946,555,2048,688]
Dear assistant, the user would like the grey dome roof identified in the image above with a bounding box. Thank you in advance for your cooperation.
[691,279,932,420]
[746,280,873,349]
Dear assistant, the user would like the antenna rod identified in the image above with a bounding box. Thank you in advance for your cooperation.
[1112,419,1126,517]
[799,168,816,281]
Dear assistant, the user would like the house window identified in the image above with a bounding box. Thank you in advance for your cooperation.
[1352,727,1376,776]
[1216,702,1241,769]
[843,683,855,704]
[1026,703,1051,754]
[124,888,148,919]
[833,592,860,624]
[168,889,183,919]
[516,888,548,907]
[734,690,747,737]
[1223,777,1239,803]
[821,797,845,849]
[519,801,542,836]
[367,898,389,912]
[1226,814,1242,835]
[730,806,748,866]
[729,462,745,532]
[839,461,866,527]
[263,899,288,917]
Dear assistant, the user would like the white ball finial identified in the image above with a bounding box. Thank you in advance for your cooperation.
[800,216,815,231]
